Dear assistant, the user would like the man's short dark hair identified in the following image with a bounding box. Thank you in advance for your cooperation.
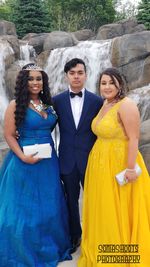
[64,58,86,73]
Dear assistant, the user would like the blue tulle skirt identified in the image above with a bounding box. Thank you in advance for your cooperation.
[0,149,72,266]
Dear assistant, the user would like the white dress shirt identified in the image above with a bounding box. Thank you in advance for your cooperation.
[69,87,85,128]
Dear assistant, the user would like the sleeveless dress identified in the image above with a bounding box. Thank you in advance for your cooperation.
[0,107,72,267]
[78,100,150,267]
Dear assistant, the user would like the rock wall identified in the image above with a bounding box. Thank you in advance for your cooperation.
[0,19,149,172]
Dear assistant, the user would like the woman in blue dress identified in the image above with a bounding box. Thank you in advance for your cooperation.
[0,63,72,266]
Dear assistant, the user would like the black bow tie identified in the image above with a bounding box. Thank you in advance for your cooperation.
[70,91,82,98]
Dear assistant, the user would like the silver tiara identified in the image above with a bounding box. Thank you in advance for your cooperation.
[23,64,43,71]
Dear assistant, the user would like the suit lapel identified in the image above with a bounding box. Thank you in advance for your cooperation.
[64,90,76,129]
[77,90,91,130]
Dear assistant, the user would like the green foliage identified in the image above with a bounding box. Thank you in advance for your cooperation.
[1,0,51,38]
[0,0,12,20]
[136,0,150,30]
[45,0,116,32]
[0,0,116,37]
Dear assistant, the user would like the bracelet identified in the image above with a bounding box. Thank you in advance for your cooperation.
[126,168,135,172]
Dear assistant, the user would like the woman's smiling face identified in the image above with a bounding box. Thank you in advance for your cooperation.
[28,70,43,97]
[100,74,120,101]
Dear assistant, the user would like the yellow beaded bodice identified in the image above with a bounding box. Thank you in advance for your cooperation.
[92,100,128,141]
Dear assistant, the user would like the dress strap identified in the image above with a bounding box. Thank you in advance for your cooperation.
[113,97,127,111]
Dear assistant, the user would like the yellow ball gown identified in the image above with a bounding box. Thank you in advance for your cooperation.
[78,100,150,267]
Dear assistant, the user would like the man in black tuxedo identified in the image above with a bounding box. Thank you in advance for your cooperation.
[53,58,103,252]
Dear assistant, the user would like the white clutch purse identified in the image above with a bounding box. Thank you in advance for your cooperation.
[115,163,142,186]
[23,143,52,158]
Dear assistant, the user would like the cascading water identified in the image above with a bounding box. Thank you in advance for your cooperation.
[45,40,112,149]
[20,44,34,61]
[0,43,36,163]
[0,42,14,122]
[45,40,150,122]
[0,39,149,165]
[0,41,14,158]
[0,43,36,123]
[19,43,36,68]
[45,40,150,161]
[129,85,150,122]
[45,40,112,95]
[129,85,150,174]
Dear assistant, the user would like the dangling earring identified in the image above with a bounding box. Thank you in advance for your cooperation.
[41,90,43,94]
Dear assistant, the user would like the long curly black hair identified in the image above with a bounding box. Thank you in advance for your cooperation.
[14,63,52,129]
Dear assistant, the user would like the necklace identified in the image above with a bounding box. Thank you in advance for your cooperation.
[30,99,44,112]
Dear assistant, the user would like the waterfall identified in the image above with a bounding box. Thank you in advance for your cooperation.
[45,40,112,150]
[45,40,112,95]
[45,40,150,123]
[0,42,37,160]
[129,85,150,122]
[0,43,36,123]
[19,43,36,68]
[0,42,14,122]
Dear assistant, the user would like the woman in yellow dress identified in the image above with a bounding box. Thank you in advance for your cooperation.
[78,68,150,267]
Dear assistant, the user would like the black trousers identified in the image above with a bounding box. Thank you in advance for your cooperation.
[61,166,84,241]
